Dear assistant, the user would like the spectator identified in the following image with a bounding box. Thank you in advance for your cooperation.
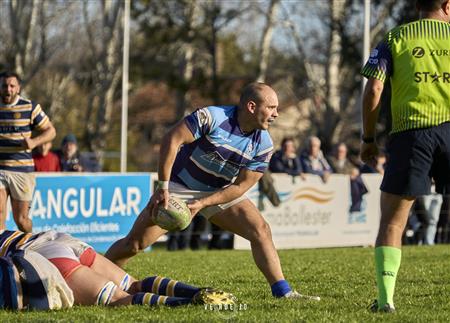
[328,143,354,175]
[59,134,88,172]
[299,136,332,182]
[269,137,304,178]
[0,71,56,232]
[328,143,369,212]
[33,141,61,172]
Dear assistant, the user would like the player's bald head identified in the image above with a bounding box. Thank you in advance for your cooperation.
[239,82,277,107]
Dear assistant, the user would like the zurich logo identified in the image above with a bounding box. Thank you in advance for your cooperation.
[412,47,425,58]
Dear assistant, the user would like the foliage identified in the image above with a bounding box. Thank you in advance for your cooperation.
[0,0,420,171]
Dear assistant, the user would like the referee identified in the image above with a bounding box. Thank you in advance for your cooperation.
[360,0,450,313]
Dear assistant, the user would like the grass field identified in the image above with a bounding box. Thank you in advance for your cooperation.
[1,245,449,322]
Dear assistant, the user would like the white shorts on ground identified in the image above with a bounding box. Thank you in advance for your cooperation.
[169,181,247,219]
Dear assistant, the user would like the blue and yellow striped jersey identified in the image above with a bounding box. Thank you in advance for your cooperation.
[0,230,43,257]
[0,96,50,172]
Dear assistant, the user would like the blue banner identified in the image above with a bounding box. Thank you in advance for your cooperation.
[6,174,152,252]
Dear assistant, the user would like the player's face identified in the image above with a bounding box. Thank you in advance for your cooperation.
[254,90,279,130]
[0,77,21,104]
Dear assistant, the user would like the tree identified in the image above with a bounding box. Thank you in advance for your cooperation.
[81,0,123,166]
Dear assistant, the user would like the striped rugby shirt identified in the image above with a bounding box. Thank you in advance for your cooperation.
[171,105,273,191]
[0,230,44,257]
[0,96,50,172]
[361,19,450,134]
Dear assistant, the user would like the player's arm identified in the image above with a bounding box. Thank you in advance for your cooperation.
[188,168,263,217]
[361,77,384,166]
[148,120,195,214]
[22,121,56,150]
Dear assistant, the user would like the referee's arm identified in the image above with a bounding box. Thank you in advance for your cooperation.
[361,77,384,166]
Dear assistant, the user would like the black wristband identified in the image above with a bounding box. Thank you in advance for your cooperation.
[361,136,375,143]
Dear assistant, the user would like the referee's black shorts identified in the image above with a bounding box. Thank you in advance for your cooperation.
[381,122,450,196]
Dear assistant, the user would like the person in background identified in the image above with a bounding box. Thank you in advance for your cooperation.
[0,71,56,232]
[299,136,332,183]
[33,141,61,172]
[59,134,86,172]
[328,143,355,175]
[329,143,368,213]
[269,137,304,178]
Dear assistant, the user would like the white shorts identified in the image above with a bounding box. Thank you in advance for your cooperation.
[169,181,247,219]
[21,230,91,259]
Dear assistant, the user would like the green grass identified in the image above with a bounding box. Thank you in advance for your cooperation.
[1,245,449,322]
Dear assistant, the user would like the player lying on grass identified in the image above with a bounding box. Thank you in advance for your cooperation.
[0,229,236,309]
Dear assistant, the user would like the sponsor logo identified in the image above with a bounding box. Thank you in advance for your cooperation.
[412,47,425,58]
[414,72,450,83]
[382,271,395,277]
[293,187,334,204]
[369,49,378,58]
[199,151,240,176]
[368,48,379,64]
[412,47,450,58]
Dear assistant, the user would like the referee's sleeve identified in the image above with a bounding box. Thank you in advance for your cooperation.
[361,38,392,83]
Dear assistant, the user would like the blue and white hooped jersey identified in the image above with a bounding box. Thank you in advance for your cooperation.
[171,105,273,191]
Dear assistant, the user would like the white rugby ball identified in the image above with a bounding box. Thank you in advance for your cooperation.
[155,196,191,231]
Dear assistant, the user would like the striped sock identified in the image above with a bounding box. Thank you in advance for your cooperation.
[119,274,131,291]
[96,281,117,305]
[141,276,200,298]
[131,292,192,307]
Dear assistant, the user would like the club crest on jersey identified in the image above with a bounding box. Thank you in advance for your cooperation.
[13,112,21,119]
[197,108,209,126]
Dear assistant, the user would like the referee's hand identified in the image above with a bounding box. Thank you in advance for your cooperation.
[360,142,379,168]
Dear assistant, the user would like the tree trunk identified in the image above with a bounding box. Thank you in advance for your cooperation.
[256,0,280,83]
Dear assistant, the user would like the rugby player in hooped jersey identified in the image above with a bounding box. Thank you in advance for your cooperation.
[0,71,56,232]
[106,82,319,300]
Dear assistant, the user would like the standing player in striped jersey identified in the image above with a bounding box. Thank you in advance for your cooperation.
[106,83,319,300]
[0,71,56,232]
[360,0,450,312]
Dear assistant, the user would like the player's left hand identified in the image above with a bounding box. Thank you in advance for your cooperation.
[21,133,36,150]
[187,199,204,217]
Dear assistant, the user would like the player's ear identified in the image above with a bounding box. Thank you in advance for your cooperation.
[247,100,256,113]
[445,1,450,17]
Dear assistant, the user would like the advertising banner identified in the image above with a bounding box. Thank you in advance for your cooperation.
[234,173,382,249]
[5,173,151,252]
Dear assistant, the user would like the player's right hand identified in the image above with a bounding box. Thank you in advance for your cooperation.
[147,188,170,220]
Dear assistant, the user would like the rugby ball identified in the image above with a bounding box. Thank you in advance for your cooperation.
[155,196,191,231]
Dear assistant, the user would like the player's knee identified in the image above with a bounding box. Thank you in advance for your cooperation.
[250,220,272,243]
[124,236,147,255]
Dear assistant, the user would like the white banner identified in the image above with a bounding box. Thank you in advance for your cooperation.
[234,173,382,249]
